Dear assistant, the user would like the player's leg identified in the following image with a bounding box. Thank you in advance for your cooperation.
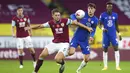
[111,37,121,70]
[76,41,90,73]
[34,43,57,73]
[24,36,36,67]
[17,38,24,68]
[34,48,48,73]
[54,43,69,73]
[102,33,109,70]
[68,38,79,56]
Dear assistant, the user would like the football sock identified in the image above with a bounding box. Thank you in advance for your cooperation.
[77,60,87,71]
[19,55,23,65]
[103,51,108,67]
[31,53,36,62]
[115,51,120,67]
[34,58,44,72]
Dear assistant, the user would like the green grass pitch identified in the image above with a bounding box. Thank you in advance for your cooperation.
[0,60,129,73]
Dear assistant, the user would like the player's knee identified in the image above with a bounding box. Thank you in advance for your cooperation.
[103,48,108,52]
[39,50,48,59]
[68,47,75,56]
[55,57,62,63]
[29,48,35,54]
[113,46,118,51]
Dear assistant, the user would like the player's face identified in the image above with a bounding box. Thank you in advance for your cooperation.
[88,7,95,15]
[52,12,61,21]
[106,4,113,12]
[17,8,23,16]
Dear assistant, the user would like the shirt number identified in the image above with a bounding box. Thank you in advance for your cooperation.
[19,22,25,27]
[107,20,113,27]
[55,28,63,34]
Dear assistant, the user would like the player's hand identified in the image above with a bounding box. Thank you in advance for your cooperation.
[12,34,16,38]
[29,33,32,36]
[89,37,94,44]
[103,28,108,32]
[88,27,93,32]
[24,27,30,31]
[119,35,122,41]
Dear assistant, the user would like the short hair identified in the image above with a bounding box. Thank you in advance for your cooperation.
[88,3,96,9]
[17,6,23,10]
[51,8,60,14]
[106,2,113,5]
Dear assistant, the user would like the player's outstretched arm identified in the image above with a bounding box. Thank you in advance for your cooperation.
[72,20,93,32]
[24,24,43,31]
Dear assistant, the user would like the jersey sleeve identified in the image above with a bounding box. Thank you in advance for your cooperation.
[70,13,77,20]
[99,13,104,23]
[66,19,73,25]
[90,18,98,37]
[115,13,118,21]
[27,18,31,25]
[41,22,50,27]
[12,20,16,26]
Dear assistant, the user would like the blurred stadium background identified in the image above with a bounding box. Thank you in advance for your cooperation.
[0,0,130,73]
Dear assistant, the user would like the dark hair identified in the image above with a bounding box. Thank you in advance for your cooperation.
[17,6,23,10]
[51,8,60,14]
[88,3,96,9]
[106,2,113,5]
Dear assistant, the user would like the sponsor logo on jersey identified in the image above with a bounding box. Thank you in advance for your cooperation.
[88,18,91,22]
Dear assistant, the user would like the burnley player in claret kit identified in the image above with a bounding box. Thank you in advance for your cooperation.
[11,7,36,68]
[25,8,93,73]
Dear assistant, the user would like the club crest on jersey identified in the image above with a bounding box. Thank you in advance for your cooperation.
[24,18,27,21]
[88,18,91,22]
[61,23,64,27]
[91,21,94,24]
[113,16,115,19]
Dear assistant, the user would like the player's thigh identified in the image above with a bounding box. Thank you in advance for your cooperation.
[79,41,90,55]
[24,36,33,48]
[70,38,79,50]
[39,48,49,58]
[57,43,69,58]
[102,34,110,49]
[45,43,58,55]
[16,38,24,49]
[110,36,118,47]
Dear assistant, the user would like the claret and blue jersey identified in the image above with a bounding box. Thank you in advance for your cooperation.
[99,12,118,48]
[70,12,98,54]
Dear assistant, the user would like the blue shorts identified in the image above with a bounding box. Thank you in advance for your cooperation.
[103,33,118,49]
[70,37,90,54]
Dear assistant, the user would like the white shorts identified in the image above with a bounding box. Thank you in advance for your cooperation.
[45,42,69,56]
[16,36,33,49]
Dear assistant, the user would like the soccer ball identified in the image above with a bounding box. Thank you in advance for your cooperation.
[75,9,85,19]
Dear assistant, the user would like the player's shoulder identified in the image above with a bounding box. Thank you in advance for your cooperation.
[12,16,17,20]
[112,12,118,16]
[100,12,106,16]
[24,15,29,18]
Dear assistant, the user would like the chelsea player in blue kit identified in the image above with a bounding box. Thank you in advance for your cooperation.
[68,3,98,73]
[99,2,122,70]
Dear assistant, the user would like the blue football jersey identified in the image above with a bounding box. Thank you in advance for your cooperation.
[99,12,118,35]
[70,12,98,41]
